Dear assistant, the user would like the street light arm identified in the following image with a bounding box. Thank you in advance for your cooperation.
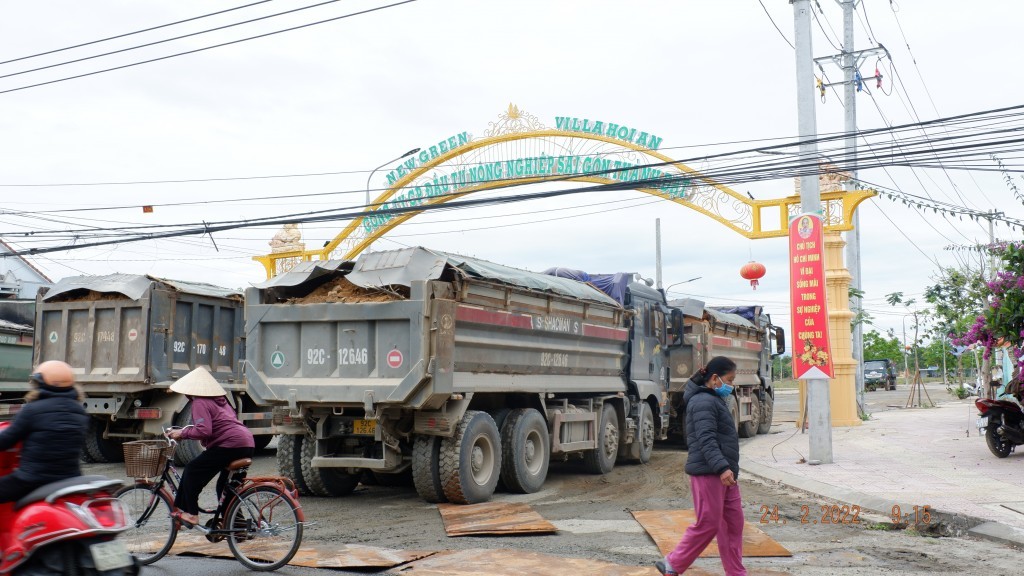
[365,148,422,208]
[664,277,703,292]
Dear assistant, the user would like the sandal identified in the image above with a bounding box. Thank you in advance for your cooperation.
[654,559,679,576]
[171,511,203,531]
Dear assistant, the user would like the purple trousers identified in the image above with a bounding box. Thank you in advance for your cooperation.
[666,474,746,576]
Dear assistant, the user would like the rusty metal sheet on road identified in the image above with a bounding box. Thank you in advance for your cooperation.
[632,510,792,557]
[170,534,434,568]
[396,548,658,575]
[437,501,557,536]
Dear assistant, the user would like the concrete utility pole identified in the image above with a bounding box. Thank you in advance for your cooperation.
[793,0,833,464]
[813,0,885,418]
[655,218,663,290]
[980,209,1004,396]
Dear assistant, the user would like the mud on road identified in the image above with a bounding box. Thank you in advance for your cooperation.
[86,439,1022,575]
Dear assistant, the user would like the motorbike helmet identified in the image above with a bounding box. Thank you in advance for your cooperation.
[32,360,76,387]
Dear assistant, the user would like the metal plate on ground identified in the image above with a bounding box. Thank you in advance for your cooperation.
[170,534,435,568]
[437,501,557,536]
[632,510,792,557]
[395,548,657,575]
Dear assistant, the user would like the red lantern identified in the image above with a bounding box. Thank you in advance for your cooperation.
[740,261,766,290]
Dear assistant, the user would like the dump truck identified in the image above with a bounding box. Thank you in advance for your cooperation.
[665,300,785,443]
[245,247,677,504]
[33,274,273,463]
[0,300,36,420]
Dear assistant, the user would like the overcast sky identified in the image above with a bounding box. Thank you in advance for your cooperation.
[1,0,1022,346]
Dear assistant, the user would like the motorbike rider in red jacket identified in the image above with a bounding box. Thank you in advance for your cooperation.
[0,360,90,502]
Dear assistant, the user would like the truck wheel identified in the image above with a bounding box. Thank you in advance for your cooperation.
[739,396,760,438]
[888,379,897,391]
[84,419,124,463]
[173,402,205,466]
[625,402,655,464]
[582,403,620,474]
[300,434,360,496]
[439,410,501,504]
[499,408,550,493]
[412,435,447,503]
[276,434,311,496]
[726,395,740,435]
[757,393,774,435]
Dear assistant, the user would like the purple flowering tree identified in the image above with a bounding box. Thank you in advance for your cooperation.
[953,242,1024,391]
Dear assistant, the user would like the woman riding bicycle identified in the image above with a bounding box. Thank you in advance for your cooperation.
[166,366,254,528]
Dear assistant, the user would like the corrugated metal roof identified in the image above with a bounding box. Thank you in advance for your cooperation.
[0,318,32,333]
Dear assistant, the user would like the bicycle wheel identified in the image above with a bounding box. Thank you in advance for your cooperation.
[115,483,178,564]
[225,485,303,571]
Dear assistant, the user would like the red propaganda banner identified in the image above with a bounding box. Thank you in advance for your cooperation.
[789,213,834,379]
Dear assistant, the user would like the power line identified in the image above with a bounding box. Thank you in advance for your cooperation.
[0,0,347,81]
[0,0,418,95]
[0,0,273,66]
[757,0,794,49]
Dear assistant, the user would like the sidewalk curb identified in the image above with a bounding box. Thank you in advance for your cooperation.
[740,458,1022,546]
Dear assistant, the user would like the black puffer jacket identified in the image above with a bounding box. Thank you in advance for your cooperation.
[0,383,88,484]
[683,379,740,478]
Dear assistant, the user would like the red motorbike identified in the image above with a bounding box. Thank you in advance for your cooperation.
[976,397,1024,458]
[0,422,139,575]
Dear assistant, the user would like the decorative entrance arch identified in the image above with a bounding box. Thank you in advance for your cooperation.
[254,104,874,278]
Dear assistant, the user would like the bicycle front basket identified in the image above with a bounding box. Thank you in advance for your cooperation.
[122,440,173,479]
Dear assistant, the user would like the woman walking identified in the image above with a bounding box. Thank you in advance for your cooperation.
[656,356,746,576]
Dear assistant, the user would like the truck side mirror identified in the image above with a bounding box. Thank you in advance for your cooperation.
[668,309,684,348]
[774,327,786,356]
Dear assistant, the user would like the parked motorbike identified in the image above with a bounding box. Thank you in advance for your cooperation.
[976,397,1024,458]
[0,422,139,575]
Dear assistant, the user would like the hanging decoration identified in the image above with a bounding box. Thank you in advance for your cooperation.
[740,261,767,290]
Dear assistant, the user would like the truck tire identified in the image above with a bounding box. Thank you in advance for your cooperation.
[739,396,760,438]
[439,410,501,504]
[757,393,774,435]
[726,395,740,435]
[173,402,205,466]
[300,434,360,497]
[582,403,620,474]
[888,378,897,391]
[499,408,550,494]
[84,419,124,463]
[276,434,311,496]
[412,435,447,503]
[624,402,654,464]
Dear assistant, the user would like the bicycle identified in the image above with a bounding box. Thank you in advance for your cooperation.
[114,427,305,571]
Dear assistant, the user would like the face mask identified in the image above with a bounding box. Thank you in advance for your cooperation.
[711,376,734,397]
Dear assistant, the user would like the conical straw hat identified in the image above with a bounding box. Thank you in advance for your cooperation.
[170,366,227,397]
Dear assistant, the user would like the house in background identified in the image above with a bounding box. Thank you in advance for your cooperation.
[0,239,52,300]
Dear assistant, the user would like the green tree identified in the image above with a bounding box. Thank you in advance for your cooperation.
[863,329,902,365]
[924,265,989,384]
[772,354,792,381]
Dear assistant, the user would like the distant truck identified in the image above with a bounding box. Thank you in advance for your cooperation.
[0,300,36,420]
[864,358,897,391]
[32,275,273,463]
[245,247,782,504]
[664,301,785,442]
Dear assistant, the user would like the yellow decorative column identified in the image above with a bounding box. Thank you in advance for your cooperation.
[797,231,861,427]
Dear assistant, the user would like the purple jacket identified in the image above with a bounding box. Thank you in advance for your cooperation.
[179,396,254,449]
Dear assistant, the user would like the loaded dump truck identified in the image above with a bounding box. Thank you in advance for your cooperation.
[0,300,35,420]
[33,274,273,463]
[245,247,677,503]
[664,301,785,443]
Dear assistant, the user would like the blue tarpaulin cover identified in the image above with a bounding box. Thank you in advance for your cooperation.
[542,268,633,305]
[709,306,762,326]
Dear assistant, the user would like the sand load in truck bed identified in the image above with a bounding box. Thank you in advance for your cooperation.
[290,277,408,304]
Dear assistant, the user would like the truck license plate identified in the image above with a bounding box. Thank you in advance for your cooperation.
[977,416,988,429]
[353,419,376,435]
[90,539,133,572]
